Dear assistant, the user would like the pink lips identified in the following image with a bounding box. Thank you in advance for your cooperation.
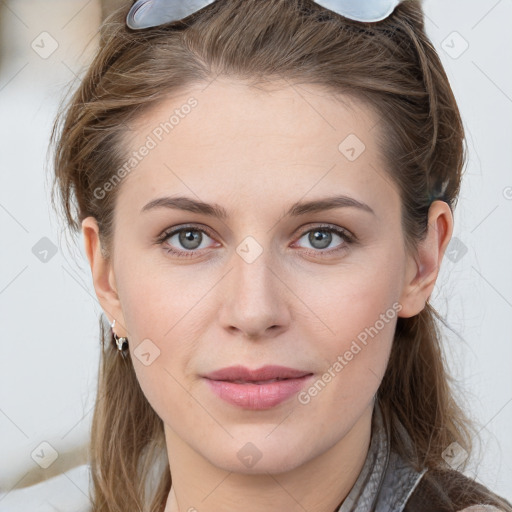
[203,365,313,410]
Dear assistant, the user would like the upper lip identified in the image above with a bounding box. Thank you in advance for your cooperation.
[204,365,312,382]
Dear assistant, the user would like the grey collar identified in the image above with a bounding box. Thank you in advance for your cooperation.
[337,403,427,512]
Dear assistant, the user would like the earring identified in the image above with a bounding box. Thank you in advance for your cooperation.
[111,319,129,353]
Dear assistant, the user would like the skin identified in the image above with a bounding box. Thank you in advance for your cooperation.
[82,78,453,512]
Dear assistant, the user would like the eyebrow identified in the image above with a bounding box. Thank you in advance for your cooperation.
[141,195,375,218]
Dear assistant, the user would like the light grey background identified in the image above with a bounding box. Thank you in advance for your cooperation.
[0,0,511,509]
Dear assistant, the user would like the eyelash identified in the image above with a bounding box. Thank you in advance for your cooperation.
[155,223,356,259]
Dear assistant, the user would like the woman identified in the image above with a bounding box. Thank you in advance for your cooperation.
[49,0,512,510]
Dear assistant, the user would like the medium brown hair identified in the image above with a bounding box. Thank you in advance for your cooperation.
[49,0,499,510]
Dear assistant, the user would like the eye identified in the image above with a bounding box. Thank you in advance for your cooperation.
[293,225,354,255]
[155,223,355,259]
[156,225,219,258]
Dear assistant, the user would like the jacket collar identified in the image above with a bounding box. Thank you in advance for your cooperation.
[337,402,427,512]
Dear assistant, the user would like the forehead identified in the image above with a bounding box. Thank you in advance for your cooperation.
[115,78,397,218]
[130,78,380,153]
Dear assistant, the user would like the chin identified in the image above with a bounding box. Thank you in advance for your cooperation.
[210,451,308,476]
[198,431,321,476]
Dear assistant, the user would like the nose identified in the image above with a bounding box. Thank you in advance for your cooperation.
[218,244,291,341]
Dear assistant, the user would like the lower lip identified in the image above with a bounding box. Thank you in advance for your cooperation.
[204,375,313,410]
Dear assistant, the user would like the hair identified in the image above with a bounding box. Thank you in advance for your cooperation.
[49,1,509,511]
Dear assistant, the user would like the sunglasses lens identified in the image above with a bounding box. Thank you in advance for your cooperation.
[127,0,218,29]
[313,0,401,22]
[127,0,159,29]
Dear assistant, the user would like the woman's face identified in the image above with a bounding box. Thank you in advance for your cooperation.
[85,78,442,474]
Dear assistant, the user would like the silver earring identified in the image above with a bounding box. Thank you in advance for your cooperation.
[111,319,129,353]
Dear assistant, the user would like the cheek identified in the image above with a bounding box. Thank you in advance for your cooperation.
[294,255,404,346]
[115,260,210,395]
[295,285,398,419]
[289,252,404,401]
[116,255,207,344]
[121,276,200,421]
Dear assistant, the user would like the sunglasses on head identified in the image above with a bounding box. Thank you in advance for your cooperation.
[126,0,404,30]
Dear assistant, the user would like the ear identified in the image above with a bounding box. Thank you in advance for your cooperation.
[82,216,128,337]
[398,200,454,318]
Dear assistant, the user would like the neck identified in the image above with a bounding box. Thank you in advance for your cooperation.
[163,404,373,512]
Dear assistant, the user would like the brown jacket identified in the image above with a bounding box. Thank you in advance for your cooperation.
[404,467,512,512]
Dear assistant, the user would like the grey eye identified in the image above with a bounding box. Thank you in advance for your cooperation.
[309,230,333,250]
[177,229,204,250]
[295,228,348,252]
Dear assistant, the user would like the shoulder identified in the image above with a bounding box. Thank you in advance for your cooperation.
[403,467,512,512]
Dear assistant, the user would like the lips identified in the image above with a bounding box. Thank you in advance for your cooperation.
[203,365,313,410]
[204,365,312,382]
